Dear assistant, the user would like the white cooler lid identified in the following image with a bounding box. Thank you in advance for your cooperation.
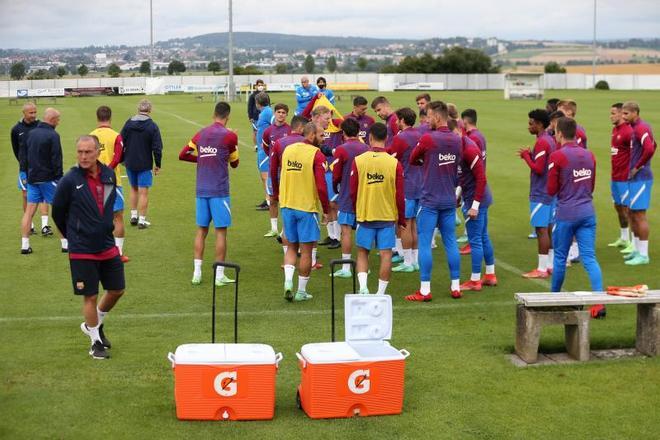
[300,342,361,363]
[173,343,276,365]
[344,294,392,342]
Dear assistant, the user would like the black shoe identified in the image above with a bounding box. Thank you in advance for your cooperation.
[130,217,138,226]
[327,239,341,249]
[98,324,112,349]
[21,247,33,255]
[89,341,110,359]
[255,200,269,211]
[138,223,148,229]
[318,236,332,246]
[276,235,283,244]
[30,227,36,235]
[41,225,53,236]
[61,247,68,253]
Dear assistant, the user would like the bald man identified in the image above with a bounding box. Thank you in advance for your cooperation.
[21,108,65,254]
[294,76,319,116]
[11,102,48,233]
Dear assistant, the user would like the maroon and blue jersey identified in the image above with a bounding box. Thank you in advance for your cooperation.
[417,122,431,135]
[610,122,634,182]
[344,112,375,144]
[630,118,656,182]
[332,139,369,213]
[387,127,423,200]
[522,132,557,205]
[385,113,399,146]
[262,123,290,155]
[179,122,238,198]
[548,143,596,221]
[459,136,491,208]
[466,128,487,166]
[410,127,462,210]
[269,133,305,187]
[321,130,344,160]
[576,123,588,149]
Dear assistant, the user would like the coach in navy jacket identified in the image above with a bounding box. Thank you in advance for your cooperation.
[26,115,63,184]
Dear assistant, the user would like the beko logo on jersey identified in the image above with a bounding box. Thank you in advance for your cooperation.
[287,159,303,171]
[199,146,218,155]
[438,152,456,167]
[367,172,384,184]
[573,168,592,182]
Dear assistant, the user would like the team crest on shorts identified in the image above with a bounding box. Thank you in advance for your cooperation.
[76,281,85,290]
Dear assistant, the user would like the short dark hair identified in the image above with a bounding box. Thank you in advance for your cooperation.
[461,108,477,125]
[546,98,560,112]
[528,109,550,129]
[273,103,289,113]
[369,122,387,142]
[316,76,327,85]
[447,119,459,132]
[371,96,389,110]
[395,107,416,127]
[549,110,565,121]
[341,118,360,137]
[353,95,368,107]
[214,102,231,119]
[556,117,577,139]
[427,101,448,119]
[416,93,431,102]
[96,105,112,122]
[255,79,264,85]
[612,102,624,109]
[290,115,307,131]
[255,91,270,107]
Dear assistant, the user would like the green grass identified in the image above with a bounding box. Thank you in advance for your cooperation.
[1,91,659,439]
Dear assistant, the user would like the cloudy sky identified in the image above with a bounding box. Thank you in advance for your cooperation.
[1,0,658,49]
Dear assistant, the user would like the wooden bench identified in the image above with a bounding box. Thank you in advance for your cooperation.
[515,291,660,363]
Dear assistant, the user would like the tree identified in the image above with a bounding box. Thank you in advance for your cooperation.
[10,62,26,80]
[107,63,121,78]
[28,69,51,80]
[275,63,288,74]
[168,60,186,75]
[78,64,89,77]
[304,54,315,73]
[139,61,150,75]
[327,56,337,73]
[356,57,368,71]
[436,47,498,73]
[544,61,566,73]
[56,66,67,78]
[234,65,264,75]
[208,61,221,74]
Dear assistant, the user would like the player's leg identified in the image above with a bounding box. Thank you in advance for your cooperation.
[608,181,631,247]
[296,241,314,301]
[394,199,416,272]
[264,179,279,237]
[550,220,573,292]
[20,201,39,253]
[461,209,484,291]
[626,180,652,265]
[71,259,108,359]
[411,216,419,270]
[136,170,153,227]
[113,187,128,261]
[126,169,139,225]
[192,197,211,284]
[438,207,461,298]
[480,209,497,286]
[356,246,370,294]
[376,225,396,295]
[525,202,551,277]
[281,208,299,301]
[95,254,126,348]
[574,216,603,291]
[334,211,355,278]
[406,207,436,301]
[210,197,234,285]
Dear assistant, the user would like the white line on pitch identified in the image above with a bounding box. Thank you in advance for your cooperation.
[495,259,551,288]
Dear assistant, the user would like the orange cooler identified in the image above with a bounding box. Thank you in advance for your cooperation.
[296,294,410,419]
[168,343,283,421]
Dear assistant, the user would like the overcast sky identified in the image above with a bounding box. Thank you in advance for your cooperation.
[1,0,658,50]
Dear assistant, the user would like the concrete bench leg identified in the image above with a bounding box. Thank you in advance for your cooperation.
[636,304,660,356]
[515,305,541,363]
[565,311,590,361]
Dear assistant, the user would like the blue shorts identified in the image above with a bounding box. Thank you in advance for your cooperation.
[405,198,419,219]
[18,171,27,191]
[265,175,273,196]
[126,169,153,188]
[530,201,553,228]
[281,207,320,243]
[257,148,269,173]
[629,180,653,211]
[196,196,231,228]
[325,171,337,203]
[27,181,57,204]
[355,223,396,250]
[338,211,356,227]
[113,187,125,212]
[611,181,630,206]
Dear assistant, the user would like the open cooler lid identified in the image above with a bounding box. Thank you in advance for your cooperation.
[344,294,392,342]
[300,342,361,363]
[173,343,276,365]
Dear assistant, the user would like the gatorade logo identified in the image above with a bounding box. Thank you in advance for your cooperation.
[438,153,456,167]
[359,130,367,138]
[573,168,592,182]
[214,371,237,397]
[287,159,303,171]
[348,369,370,394]
[367,172,385,184]
[199,146,218,155]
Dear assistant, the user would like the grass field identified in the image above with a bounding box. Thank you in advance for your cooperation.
[1,90,659,439]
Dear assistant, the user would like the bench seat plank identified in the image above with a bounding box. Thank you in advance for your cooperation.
[515,291,660,307]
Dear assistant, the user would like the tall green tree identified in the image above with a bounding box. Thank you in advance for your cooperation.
[10,62,26,80]
[139,61,151,75]
[56,66,67,78]
[208,61,221,74]
[78,64,89,77]
[304,55,315,74]
[544,61,566,73]
[107,63,121,78]
[356,57,368,71]
[275,63,288,74]
[326,56,337,73]
[167,60,186,75]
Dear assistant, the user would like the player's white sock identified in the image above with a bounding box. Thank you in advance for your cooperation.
[312,248,318,266]
[21,237,30,250]
[41,215,48,228]
[115,237,124,255]
[376,279,388,295]
[403,249,412,266]
[31,222,35,230]
[270,218,278,232]
[547,249,554,270]
[298,275,309,292]
[334,221,342,240]
[638,240,649,257]
[342,253,351,272]
[471,273,481,281]
[569,241,579,259]
[284,264,295,283]
[485,264,495,275]
[266,199,271,207]
[283,245,288,255]
[632,236,639,252]
[138,215,146,224]
[215,266,225,281]
[61,238,68,250]
[412,249,419,265]
[395,238,404,256]
[420,281,431,295]
[451,279,460,291]
[358,272,368,291]
[85,322,101,343]
[193,259,202,277]
[537,254,548,272]
[326,224,334,240]
[620,227,630,242]
[130,209,138,219]
[97,307,107,325]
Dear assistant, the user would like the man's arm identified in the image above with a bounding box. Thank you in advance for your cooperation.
[10,125,20,162]
[519,139,548,175]
[301,93,321,119]
[349,161,359,213]
[387,136,407,160]
[466,146,487,212]
[227,131,240,168]
[547,151,563,197]
[152,125,163,169]
[51,175,71,237]
[108,134,124,169]
[313,151,330,214]
[632,126,656,172]
[410,134,431,165]
[591,151,597,193]
[331,147,346,193]
[269,144,281,199]
[52,134,63,179]
[178,132,200,163]
[395,162,406,227]
[262,126,272,155]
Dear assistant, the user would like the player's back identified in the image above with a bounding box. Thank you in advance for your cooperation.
[418,128,462,210]
[195,123,237,198]
[630,118,655,181]
[335,140,368,213]
[553,144,595,221]
[467,128,487,165]
[459,136,492,208]
[394,127,423,200]
[90,126,122,185]
[611,122,633,182]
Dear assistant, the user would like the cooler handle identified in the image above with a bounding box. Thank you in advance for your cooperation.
[167,352,175,367]
[399,348,411,359]
[329,258,356,342]
[212,261,241,344]
[274,352,284,368]
[295,352,307,369]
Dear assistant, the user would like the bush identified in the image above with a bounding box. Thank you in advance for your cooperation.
[544,62,566,73]
[595,80,610,90]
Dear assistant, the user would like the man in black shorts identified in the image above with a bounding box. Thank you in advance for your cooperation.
[52,135,125,359]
